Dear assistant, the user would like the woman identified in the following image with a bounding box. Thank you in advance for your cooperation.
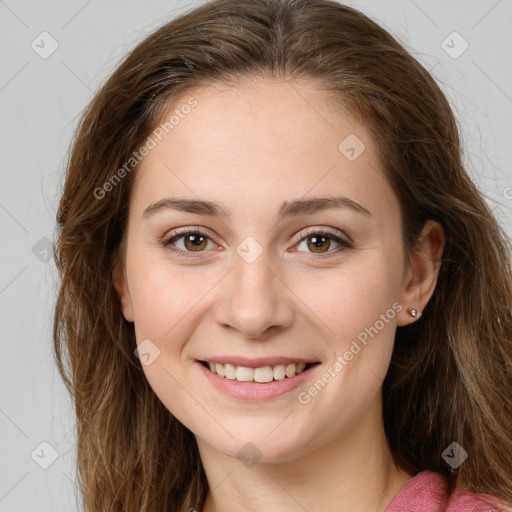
[53,0,512,510]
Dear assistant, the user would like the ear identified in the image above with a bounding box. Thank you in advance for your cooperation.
[113,263,135,323]
[397,220,445,327]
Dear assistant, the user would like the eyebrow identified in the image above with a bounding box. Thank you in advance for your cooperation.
[142,195,371,220]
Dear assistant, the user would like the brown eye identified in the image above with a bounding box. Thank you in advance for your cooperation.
[295,230,351,255]
[181,233,208,251]
[305,234,335,253]
[163,229,217,257]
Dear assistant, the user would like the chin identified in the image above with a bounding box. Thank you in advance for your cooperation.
[196,425,309,465]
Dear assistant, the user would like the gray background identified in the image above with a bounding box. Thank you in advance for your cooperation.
[1,0,511,510]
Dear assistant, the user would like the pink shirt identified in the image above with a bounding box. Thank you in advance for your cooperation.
[385,470,511,511]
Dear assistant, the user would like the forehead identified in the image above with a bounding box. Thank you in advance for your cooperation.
[131,77,397,222]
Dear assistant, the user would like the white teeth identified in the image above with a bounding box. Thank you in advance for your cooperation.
[224,363,236,380]
[285,364,296,378]
[253,366,274,383]
[215,363,225,378]
[204,361,311,382]
[273,364,286,380]
[235,366,254,381]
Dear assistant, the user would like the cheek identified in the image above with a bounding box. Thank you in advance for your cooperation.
[130,266,208,340]
[129,264,210,409]
[290,252,403,345]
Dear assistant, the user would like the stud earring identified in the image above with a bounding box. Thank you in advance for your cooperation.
[407,307,422,319]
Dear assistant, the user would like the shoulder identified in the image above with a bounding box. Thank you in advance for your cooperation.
[449,488,511,512]
[385,470,511,512]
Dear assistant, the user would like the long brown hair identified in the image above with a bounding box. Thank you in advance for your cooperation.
[53,0,512,510]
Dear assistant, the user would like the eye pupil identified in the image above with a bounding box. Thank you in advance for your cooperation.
[184,234,207,251]
[307,235,330,253]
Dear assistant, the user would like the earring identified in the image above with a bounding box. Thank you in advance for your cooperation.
[407,307,422,319]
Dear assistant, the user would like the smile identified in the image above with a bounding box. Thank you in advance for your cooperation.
[201,360,311,382]
[195,359,321,401]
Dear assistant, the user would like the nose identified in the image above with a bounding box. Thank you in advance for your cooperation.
[213,250,295,339]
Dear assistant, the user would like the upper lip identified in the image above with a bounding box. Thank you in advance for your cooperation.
[198,356,320,368]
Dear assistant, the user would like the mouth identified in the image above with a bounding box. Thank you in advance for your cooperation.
[195,358,322,400]
[199,360,318,383]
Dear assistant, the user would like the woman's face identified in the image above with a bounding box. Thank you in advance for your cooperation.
[114,77,431,463]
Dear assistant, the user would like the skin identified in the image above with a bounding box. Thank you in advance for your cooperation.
[114,76,445,512]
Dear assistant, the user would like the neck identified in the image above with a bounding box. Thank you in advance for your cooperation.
[196,393,413,512]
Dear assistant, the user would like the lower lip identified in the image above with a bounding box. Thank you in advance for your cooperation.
[195,360,321,401]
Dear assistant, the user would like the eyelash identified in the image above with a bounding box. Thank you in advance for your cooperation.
[160,227,353,259]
